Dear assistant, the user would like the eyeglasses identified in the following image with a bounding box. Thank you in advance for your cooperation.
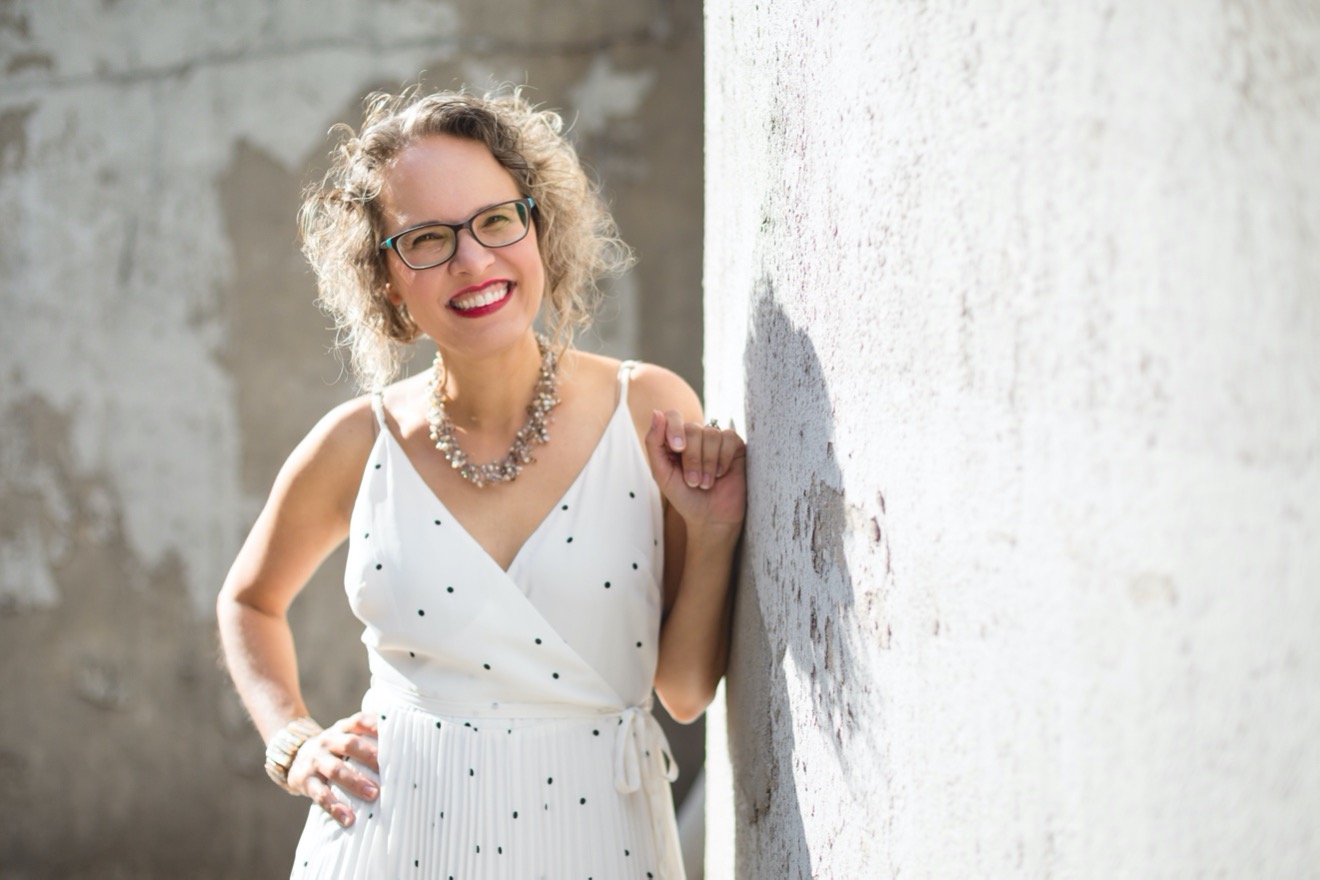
[378,197,536,270]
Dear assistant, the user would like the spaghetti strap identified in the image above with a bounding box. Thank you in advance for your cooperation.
[617,360,640,406]
[369,391,387,433]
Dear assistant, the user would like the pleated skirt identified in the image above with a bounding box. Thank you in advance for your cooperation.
[289,690,671,879]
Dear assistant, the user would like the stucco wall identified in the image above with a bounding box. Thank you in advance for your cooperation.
[0,2,702,875]
[704,3,1320,878]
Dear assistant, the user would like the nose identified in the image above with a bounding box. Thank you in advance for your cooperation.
[447,228,495,274]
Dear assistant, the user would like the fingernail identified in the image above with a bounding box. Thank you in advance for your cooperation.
[685,470,700,487]
[364,784,378,798]
[701,473,714,489]
[671,435,685,450]
[340,811,355,827]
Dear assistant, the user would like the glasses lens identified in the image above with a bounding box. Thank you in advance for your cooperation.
[471,200,532,249]
[396,224,459,269]
[398,225,456,268]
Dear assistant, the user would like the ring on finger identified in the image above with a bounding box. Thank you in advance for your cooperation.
[706,418,720,428]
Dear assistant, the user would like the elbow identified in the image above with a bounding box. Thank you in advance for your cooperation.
[664,702,708,725]
[215,586,241,652]
[215,587,230,626]
[215,579,242,626]
[656,677,721,724]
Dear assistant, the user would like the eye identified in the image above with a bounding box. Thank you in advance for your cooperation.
[478,211,513,230]
[404,227,453,248]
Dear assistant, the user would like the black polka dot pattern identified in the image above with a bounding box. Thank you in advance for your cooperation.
[325,372,671,880]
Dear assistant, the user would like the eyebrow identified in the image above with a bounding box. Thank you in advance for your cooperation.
[393,196,523,229]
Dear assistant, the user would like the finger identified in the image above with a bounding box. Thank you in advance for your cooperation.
[333,717,381,772]
[699,427,722,489]
[319,729,381,787]
[343,711,378,735]
[302,772,355,827]
[341,732,380,775]
[681,422,706,488]
[644,410,679,485]
[358,713,379,735]
[662,410,687,452]
[314,748,379,803]
[714,430,745,479]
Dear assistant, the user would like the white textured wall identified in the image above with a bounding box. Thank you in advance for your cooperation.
[704,3,1320,878]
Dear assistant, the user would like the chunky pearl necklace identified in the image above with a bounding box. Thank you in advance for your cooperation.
[427,333,560,488]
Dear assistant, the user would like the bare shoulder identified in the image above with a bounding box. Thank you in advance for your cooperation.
[564,352,701,414]
[374,370,431,436]
[561,349,633,405]
[558,352,700,435]
[625,361,703,423]
[275,393,379,506]
[302,393,377,461]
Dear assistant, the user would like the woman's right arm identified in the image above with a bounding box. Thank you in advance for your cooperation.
[216,397,380,826]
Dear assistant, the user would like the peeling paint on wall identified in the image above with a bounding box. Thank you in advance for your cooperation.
[567,54,656,137]
[0,0,704,874]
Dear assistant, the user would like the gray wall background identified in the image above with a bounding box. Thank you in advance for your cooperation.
[703,2,1320,878]
[0,2,703,876]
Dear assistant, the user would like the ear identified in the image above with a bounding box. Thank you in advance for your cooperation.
[385,281,403,306]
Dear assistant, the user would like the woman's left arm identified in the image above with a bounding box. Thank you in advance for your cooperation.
[633,366,747,723]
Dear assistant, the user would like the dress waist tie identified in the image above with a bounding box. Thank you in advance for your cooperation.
[615,702,683,880]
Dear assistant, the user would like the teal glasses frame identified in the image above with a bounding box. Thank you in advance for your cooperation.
[378,197,536,270]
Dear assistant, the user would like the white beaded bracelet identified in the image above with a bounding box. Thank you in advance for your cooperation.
[264,715,323,794]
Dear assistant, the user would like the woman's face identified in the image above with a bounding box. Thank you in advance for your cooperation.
[378,135,545,359]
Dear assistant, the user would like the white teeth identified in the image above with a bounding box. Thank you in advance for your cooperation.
[452,283,510,311]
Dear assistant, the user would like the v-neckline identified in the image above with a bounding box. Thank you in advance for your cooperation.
[378,395,630,575]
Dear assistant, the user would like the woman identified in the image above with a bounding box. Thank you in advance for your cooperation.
[216,87,745,879]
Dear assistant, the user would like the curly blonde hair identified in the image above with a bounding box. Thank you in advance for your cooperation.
[299,86,633,390]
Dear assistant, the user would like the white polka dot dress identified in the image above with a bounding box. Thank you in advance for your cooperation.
[290,362,684,879]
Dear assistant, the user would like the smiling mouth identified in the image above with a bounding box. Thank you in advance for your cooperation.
[450,281,512,312]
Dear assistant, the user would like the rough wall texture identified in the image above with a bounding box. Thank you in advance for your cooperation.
[0,1,702,875]
[703,2,1320,878]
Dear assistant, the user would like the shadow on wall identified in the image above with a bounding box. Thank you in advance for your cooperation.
[725,283,891,877]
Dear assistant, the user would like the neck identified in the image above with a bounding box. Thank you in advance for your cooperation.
[435,332,546,430]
